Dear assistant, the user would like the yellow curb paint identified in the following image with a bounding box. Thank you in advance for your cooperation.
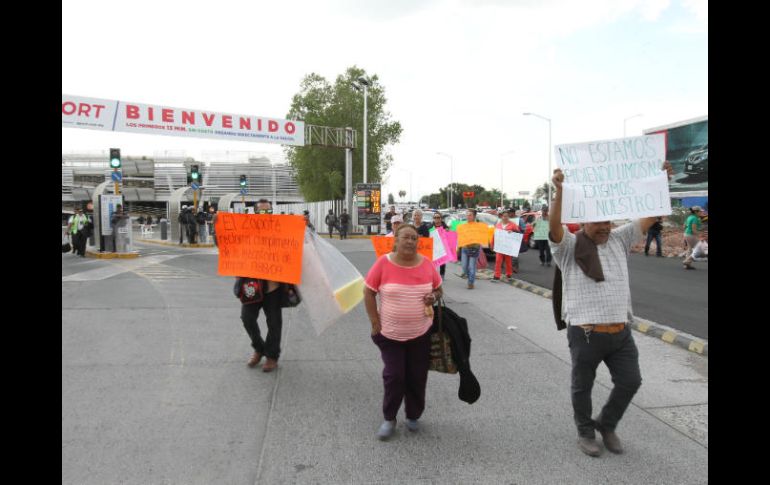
[637,323,650,333]
[688,341,705,354]
[661,331,677,343]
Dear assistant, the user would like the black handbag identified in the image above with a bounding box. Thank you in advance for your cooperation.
[429,301,458,374]
[280,283,302,308]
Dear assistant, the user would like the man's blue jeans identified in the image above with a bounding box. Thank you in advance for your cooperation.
[645,232,662,256]
[461,247,479,284]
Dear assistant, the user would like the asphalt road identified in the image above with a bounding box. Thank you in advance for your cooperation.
[498,247,708,339]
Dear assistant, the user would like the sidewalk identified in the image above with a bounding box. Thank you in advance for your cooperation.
[61,240,707,484]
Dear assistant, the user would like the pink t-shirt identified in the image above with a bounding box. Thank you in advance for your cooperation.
[365,253,442,341]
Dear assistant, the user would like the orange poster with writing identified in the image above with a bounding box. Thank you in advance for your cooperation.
[457,222,490,248]
[371,236,433,259]
[215,213,306,284]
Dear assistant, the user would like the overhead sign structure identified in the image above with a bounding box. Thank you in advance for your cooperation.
[356,183,382,226]
[554,134,671,223]
[62,94,305,147]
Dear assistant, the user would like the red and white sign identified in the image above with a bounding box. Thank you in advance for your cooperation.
[62,94,305,147]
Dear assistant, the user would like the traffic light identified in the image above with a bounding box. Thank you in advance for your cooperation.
[239,174,247,187]
[109,148,121,169]
[190,165,200,181]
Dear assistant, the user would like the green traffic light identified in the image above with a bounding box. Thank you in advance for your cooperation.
[109,148,121,169]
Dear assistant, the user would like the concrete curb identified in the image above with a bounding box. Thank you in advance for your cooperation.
[86,250,140,259]
[476,269,708,357]
[135,239,215,248]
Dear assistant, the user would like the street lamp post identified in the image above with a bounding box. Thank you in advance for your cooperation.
[436,152,453,208]
[623,113,643,137]
[352,77,372,232]
[500,150,515,208]
[523,112,552,204]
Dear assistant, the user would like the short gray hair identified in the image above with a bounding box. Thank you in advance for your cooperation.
[413,209,423,217]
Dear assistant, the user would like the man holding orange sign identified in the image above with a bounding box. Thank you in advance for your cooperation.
[216,199,306,372]
[456,209,489,290]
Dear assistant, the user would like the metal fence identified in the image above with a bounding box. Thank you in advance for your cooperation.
[276,200,382,235]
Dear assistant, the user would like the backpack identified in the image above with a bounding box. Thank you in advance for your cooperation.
[196,212,207,225]
[234,277,264,304]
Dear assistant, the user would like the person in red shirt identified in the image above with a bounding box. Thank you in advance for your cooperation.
[493,209,518,281]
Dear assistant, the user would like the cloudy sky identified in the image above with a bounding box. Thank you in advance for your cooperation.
[62,0,707,203]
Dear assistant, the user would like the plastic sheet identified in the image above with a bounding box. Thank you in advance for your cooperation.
[298,229,365,335]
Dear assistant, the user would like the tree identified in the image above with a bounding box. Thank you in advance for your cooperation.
[284,66,403,201]
[534,181,555,204]
[398,190,406,200]
[388,193,395,205]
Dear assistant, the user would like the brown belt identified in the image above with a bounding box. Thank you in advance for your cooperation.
[579,323,626,334]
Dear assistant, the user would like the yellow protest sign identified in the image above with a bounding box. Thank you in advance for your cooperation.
[457,222,490,248]
[215,213,306,284]
[371,236,433,259]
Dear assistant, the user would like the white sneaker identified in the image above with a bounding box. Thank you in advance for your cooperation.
[406,419,419,432]
[377,420,396,440]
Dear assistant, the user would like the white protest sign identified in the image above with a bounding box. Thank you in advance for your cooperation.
[554,134,672,223]
[431,229,447,261]
[493,229,523,257]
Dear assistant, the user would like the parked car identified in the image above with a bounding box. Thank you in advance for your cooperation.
[684,144,708,176]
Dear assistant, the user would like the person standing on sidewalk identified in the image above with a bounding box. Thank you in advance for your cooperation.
[459,209,483,289]
[196,208,208,244]
[339,209,350,239]
[303,210,315,232]
[549,162,672,457]
[238,199,284,373]
[412,209,431,238]
[532,206,553,266]
[68,208,91,257]
[386,214,403,236]
[644,217,664,257]
[364,223,443,440]
[325,209,338,239]
[431,213,450,280]
[492,209,516,281]
[682,207,703,269]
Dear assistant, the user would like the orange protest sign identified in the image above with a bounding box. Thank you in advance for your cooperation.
[457,222,490,248]
[371,236,433,259]
[215,213,306,284]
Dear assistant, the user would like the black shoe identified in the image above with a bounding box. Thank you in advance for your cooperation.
[598,428,624,454]
[577,436,602,457]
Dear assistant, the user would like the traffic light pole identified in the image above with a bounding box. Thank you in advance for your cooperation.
[113,169,120,195]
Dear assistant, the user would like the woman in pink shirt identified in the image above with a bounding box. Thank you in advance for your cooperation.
[364,224,443,440]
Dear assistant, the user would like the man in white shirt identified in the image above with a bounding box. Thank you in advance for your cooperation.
[549,163,671,457]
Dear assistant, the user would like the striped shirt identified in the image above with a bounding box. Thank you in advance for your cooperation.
[365,253,442,341]
[550,222,642,326]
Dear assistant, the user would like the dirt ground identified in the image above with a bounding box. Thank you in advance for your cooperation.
[630,226,692,257]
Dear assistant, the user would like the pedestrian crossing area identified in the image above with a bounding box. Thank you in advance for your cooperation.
[132,263,204,282]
